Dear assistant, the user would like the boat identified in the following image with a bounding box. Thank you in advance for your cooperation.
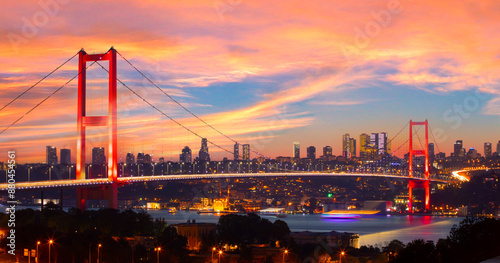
[321,209,381,219]
[258,208,287,218]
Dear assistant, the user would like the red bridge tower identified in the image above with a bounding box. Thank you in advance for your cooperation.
[75,48,118,210]
[408,120,430,212]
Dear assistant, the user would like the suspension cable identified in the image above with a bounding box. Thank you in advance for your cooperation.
[0,51,79,113]
[0,59,98,136]
[116,51,268,158]
[428,124,441,153]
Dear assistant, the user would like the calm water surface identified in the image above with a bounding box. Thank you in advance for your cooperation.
[146,211,462,247]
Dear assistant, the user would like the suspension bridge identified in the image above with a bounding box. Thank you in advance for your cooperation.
[0,47,458,212]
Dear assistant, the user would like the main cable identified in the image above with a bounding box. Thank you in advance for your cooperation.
[0,51,79,113]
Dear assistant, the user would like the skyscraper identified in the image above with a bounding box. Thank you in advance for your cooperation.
[323,146,332,156]
[137,152,145,164]
[92,147,106,165]
[293,142,300,159]
[454,140,464,157]
[180,146,192,163]
[428,143,435,158]
[484,142,492,157]
[234,143,239,160]
[307,146,316,159]
[46,146,57,165]
[359,133,370,159]
[199,138,210,161]
[60,149,71,165]
[369,132,388,155]
[126,153,135,164]
[342,134,350,158]
[349,138,356,158]
[242,144,250,161]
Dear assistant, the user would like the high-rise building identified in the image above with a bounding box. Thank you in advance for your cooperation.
[293,142,300,159]
[454,140,464,157]
[484,142,492,157]
[159,157,165,163]
[307,146,316,159]
[359,133,370,159]
[342,134,350,158]
[137,152,145,164]
[369,133,388,155]
[234,143,239,160]
[199,138,210,161]
[60,149,71,165]
[242,144,250,161]
[180,146,192,163]
[428,143,435,158]
[497,140,500,156]
[92,147,106,165]
[377,132,387,155]
[323,146,332,156]
[467,148,478,159]
[126,153,135,164]
[349,138,356,158]
[144,154,152,164]
[46,146,58,165]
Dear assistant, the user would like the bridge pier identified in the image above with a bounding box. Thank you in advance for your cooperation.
[76,182,118,210]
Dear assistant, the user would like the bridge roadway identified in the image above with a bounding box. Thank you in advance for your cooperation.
[0,172,456,191]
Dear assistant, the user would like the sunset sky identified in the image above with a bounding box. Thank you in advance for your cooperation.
[1,0,499,163]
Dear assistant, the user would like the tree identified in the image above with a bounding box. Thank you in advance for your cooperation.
[391,239,437,263]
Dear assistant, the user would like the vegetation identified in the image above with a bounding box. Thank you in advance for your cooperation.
[0,204,189,263]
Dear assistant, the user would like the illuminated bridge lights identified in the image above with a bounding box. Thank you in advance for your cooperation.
[0,172,458,191]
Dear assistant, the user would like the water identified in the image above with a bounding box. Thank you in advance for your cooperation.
[146,210,462,247]
[15,205,462,247]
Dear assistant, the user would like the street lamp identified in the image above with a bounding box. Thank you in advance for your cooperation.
[48,240,53,263]
[97,244,102,263]
[218,250,223,263]
[155,247,161,263]
[340,251,345,263]
[36,241,40,263]
[212,247,216,261]
[283,249,288,263]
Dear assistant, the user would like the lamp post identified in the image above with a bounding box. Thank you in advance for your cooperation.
[212,247,216,261]
[97,244,102,263]
[283,249,288,263]
[155,247,161,263]
[28,166,31,182]
[340,251,345,263]
[48,240,53,263]
[36,241,40,263]
[218,250,223,263]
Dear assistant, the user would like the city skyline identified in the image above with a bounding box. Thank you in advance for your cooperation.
[1,0,500,163]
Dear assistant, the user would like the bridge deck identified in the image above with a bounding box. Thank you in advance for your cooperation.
[0,172,456,191]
